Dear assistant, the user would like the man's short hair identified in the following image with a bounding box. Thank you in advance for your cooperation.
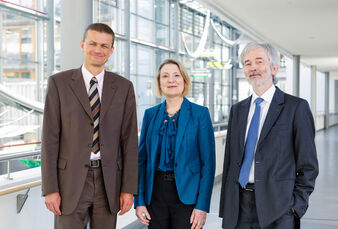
[156,59,191,97]
[240,41,280,84]
[83,23,115,47]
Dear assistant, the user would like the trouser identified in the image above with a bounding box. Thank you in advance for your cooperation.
[147,171,195,229]
[235,183,298,229]
[55,167,117,229]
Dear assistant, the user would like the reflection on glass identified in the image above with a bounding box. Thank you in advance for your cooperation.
[0,3,46,175]
[137,17,153,43]
[2,12,36,80]
[155,0,168,24]
[155,23,168,46]
[137,0,153,20]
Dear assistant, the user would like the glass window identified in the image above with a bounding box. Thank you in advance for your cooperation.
[137,17,153,43]
[137,0,153,20]
[194,13,204,37]
[137,45,153,76]
[96,1,124,35]
[5,0,45,11]
[0,1,46,162]
[155,23,169,46]
[155,0,168,25]
[180,7,193,34]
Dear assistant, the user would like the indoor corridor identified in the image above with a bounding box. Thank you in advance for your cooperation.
[203,125,338,229]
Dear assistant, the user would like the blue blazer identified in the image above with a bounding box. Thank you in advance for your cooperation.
[134,98,216,212]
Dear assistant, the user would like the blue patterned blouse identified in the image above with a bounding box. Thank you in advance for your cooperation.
[156,110,180,171]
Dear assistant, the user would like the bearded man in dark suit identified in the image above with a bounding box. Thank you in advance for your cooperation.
[219,42,318,229]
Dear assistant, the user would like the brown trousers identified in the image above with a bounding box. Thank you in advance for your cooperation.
[55,167,117,229]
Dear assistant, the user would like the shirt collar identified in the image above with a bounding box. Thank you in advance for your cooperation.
[251,84,276,105]
[81,65,105,85]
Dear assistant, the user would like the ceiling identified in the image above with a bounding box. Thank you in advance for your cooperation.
[199,0,338,73]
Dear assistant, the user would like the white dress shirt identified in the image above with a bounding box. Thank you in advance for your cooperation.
[245,85,276,183]
[81,65,105,160]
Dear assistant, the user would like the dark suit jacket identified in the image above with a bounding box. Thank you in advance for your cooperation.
[134,98,216,212]
[41,68,138,215]
[219,87,318,228]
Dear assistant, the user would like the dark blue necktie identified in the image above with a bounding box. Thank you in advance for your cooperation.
[238,97,264,187]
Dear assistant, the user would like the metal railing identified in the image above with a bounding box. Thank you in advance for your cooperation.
[213,122,228,132]
[0,148,41,180]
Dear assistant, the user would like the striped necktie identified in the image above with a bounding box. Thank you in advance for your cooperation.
[89,77,100,154]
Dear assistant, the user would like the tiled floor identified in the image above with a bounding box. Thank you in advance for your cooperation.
[205,125,338,229]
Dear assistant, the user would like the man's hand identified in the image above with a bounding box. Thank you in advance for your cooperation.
[45,192,62,215]
[190,209,207,229]
[136,206,151,225]
[119,192,134,215]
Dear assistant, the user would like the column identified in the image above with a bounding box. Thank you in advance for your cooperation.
[335,80,338,124]
[292,55,300,96]
[324,72,329,129]
[46,0,55,77]
[124,0,130,79]
[172,0,179,59]
[310,65,317,121]
[61,0,92,70]
[0,11,3,83]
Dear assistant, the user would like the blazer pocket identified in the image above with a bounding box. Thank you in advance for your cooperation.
[190,164,201,173]
[57,158,67,170]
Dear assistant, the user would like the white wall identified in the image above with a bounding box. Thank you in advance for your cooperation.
[0,186,54,229]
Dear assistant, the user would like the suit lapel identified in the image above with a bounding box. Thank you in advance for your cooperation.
[238,97,251,158]
[174,98,190,159]
[70,68,92,120]
[257,87,285,147]
[100,72,117,120]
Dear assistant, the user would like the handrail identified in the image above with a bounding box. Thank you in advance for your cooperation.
[213,122,228,132]
[0,84,44,114]
[0,180,41,196]
[0,149,41,162]
[0,142,41,149]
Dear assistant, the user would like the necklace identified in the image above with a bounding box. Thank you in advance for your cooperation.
[166,108,180,117]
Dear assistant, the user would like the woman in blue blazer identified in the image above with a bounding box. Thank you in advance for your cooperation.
[135,59,216,229]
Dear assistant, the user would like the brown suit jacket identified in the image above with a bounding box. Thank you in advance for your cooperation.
[41,67,138,215]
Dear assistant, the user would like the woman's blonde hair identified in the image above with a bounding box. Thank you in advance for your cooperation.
[156,59,191,97]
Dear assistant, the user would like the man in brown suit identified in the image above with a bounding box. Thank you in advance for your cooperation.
[41,23,138,229]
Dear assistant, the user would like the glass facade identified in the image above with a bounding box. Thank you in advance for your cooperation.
[92,0,239,125]
[1,0,329,175]
[0,0,48,174]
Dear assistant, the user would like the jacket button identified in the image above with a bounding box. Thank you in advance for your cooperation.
[88,143,92,147]
[175,163,178,167]
[90,122,94,126]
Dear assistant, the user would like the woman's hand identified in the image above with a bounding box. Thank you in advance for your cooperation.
[190,209,207,229]
[136,206,151,226]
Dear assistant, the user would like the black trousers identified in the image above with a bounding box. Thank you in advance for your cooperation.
[236,184,297,229]
[147,171,194,229]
